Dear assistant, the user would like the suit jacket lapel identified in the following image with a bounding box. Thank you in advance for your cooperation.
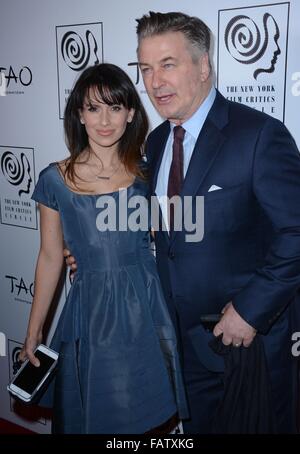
[181,119,226,199]
[148,121,170,194]
[148,91,230,245]
[147,121,170,244]
[170,91,229,244]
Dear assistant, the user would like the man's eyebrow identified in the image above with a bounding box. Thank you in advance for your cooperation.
[139,57,177,66]
[160,56,177,63]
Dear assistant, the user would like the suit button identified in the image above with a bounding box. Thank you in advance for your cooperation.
[168,252,175,260]
[169,292,173,298]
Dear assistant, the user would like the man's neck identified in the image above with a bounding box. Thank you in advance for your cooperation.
[168,81,212,125]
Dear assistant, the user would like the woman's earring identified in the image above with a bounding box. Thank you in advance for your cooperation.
[80,118,85,125]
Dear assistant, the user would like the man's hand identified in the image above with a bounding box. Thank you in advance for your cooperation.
[63,248,77,272]
[213,302,256,347]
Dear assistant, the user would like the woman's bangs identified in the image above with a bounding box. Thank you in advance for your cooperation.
[86,83,127,107]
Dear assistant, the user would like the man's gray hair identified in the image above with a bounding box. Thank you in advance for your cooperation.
[136,11,211,62]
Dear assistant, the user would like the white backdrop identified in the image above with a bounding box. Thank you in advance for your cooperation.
[0,0,299,433]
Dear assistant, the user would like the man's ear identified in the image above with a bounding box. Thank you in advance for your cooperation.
[200,53,210,82]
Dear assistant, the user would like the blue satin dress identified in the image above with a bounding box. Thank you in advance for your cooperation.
[32,163,188,434]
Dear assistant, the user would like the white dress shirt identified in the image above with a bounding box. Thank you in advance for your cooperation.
[155,86,216,231]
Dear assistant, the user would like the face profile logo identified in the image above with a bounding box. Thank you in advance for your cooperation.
[0,151,32,197]
[224,13,281,80]
[56,22,103,119]
[0,146,36,229]
[61,30,100,71]
[7,340,23,377]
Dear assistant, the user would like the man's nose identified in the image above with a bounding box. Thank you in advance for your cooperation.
[151,69,164,89]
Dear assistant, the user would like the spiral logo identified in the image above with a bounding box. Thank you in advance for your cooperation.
[225,13,280,79]
[12,346,22,374]
[0,151,32,196]
[1,151,25,186]
[61,30,99,71]
[12,346,22,363]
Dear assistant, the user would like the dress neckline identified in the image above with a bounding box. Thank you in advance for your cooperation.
[53,163,136,196]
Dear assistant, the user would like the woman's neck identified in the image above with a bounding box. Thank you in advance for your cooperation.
[83,145,120,169]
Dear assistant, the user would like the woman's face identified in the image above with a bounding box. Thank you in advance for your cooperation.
[79,88,134,152]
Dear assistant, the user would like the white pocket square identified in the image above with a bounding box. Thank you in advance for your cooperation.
[208,185,222,192]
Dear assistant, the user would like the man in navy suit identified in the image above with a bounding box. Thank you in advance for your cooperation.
[135,11,300,433]
[65,11,300,433]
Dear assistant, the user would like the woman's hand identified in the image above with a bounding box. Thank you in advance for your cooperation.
[63,248,77,272]
[19,332,43,367]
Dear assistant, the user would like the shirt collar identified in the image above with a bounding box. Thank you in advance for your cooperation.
[169,86,216,140]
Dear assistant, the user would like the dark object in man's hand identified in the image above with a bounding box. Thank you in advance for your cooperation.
[199,314,222,332]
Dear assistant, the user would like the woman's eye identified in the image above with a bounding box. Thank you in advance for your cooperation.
[87,105,97,112]
[111,105,122,112]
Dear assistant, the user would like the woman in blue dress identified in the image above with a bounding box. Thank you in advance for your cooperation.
[19,63,188,433]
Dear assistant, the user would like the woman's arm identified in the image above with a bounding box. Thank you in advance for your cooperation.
[19,204,64,366]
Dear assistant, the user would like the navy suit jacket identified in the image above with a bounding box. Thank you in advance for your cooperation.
[146,90,300,372]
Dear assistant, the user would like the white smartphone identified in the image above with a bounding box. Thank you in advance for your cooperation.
[7,344,59,402]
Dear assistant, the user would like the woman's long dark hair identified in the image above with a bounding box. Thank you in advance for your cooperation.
[64,63,149,186]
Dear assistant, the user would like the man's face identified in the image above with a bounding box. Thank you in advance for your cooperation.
[138,31,210,124]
